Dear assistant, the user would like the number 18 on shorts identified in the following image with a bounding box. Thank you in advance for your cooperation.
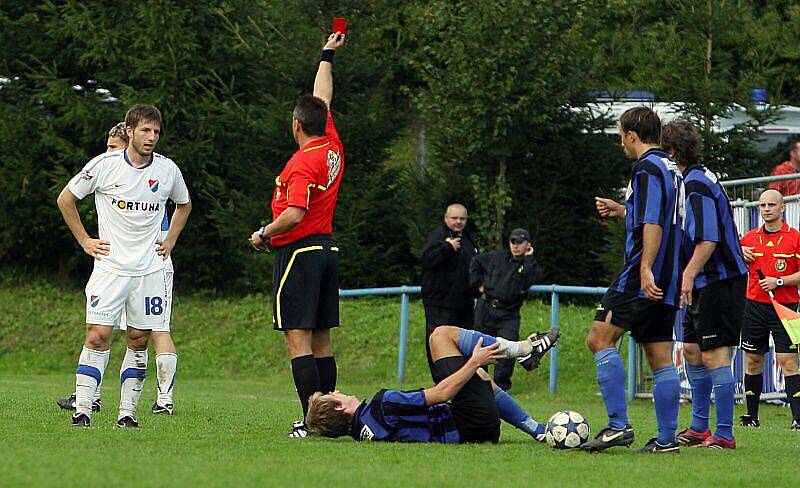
[85,268,170,331]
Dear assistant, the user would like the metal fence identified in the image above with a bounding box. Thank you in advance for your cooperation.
[340,173,800,402]
[339,285,628,396]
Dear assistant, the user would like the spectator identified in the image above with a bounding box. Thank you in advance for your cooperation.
[420,203,479,374]
[769,140,800,196]
[469,228,543,390]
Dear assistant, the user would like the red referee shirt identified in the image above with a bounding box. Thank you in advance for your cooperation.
[270,111,344,247]
[740,222,800,303]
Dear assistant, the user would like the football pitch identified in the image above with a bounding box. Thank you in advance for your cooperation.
[1,283,799,486]
[1,375,798,487]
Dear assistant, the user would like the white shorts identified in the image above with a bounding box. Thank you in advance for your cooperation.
[85,262,173,332]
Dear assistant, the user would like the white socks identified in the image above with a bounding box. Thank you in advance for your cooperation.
[156,353,177,406]
[75,347,109,417]
[119,348,147,419]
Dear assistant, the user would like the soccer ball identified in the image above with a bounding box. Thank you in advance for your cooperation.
[545,410,590,449]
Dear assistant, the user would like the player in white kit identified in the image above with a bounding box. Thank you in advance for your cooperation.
[57,105,191,428]
[57,122,181,415]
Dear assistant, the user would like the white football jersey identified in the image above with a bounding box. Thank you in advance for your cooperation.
[69,149,189,276]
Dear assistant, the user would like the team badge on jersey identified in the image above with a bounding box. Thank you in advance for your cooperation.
[148,179,159,192]
[359,425,375,441]
[90,295,100,307]
[80,169,94,181]
[776,259,787,272]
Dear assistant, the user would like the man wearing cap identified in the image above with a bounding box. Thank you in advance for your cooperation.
[469,228,544,390]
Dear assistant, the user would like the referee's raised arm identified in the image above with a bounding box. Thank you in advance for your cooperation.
[313,32,345,108]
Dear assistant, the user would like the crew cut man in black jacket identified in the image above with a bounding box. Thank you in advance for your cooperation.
[420,204,479,373]
[470,228,543,390]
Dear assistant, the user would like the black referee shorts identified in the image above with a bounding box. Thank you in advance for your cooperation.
[682,275,746,351]
[594,290,677,343]
[741,300,800,354]
[432,356,500,444]
[272,234,339,332]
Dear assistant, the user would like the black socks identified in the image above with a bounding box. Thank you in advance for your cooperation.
[744,373,763,418]
[316,356,337,394]
[291,355,319,417]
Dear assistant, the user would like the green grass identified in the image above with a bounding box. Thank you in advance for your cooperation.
[1,282,799,486]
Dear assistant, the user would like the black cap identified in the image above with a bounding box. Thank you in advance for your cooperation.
[509,228,530,242]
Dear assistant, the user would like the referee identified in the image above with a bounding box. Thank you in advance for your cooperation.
[250,31,345,438]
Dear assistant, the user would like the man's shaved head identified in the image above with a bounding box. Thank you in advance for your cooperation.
[759,189,785,225]
[444,203,468,232]
[760,189,784,205]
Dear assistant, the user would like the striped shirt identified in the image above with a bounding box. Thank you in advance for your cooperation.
[351,389,460,444]
[611,148,685,306]
[682,163,748,289]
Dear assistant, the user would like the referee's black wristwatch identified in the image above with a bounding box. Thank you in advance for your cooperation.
[776,278,785,287]
[257,226,267,241]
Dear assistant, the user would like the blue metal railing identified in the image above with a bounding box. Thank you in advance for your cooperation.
[339,284,638,401]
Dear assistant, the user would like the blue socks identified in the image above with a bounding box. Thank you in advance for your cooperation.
[710,366,735,441]
[594,348,628,429]
[652,365,680,445]
[494,388,544,438]
[457,329,498,356]
[686,363,711,432]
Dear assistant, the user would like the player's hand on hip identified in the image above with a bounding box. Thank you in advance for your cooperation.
[324,32,345,50]
[80,237,110,260]
[595,197,625,218]
[445,237,461,251]
[249,231,267,252]
[469,338,506,366]
[741,246,755,264]
[156,239,175,260]
[640,267,663,301]
[759,276,778,291]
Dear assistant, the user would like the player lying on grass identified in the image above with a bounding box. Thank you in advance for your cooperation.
[305,325,559,443]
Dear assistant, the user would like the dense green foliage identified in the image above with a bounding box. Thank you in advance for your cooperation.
[2,1,799,290]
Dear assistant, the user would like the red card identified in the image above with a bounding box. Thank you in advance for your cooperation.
[333,17,347,35]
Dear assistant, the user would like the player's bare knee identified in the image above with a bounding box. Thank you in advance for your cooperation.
[151,331,176,354]
[682,343,701,364]
[84,325,111,350]
[778,354,799,376]
[125,328,150,351]
[284,330,313,358]
[587,322,614,352]
[745,353,765,373]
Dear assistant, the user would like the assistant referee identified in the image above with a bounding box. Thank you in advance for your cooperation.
[250,31,346,438]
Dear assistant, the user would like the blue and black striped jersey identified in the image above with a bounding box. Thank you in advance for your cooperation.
[611,148,685,306]
[350,389,460,444]
[682,164,748,289]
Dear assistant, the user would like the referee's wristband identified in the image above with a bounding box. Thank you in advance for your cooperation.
[321,49,335,63]
[257,226,267,241]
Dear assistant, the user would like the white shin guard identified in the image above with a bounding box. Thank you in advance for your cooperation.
[155,353,177,406]
[75,347,109,417]
[119,348,148,419]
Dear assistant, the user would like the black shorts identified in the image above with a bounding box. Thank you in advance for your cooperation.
[682,275,746,351]
[432,356,500,444]
[272,234,339,331]
[594,290,677,343]
[424,304,474,334]
[741,300,800,354]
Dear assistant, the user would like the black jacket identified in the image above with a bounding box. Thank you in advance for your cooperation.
[420,224,479,309]
[469,250,543,311]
